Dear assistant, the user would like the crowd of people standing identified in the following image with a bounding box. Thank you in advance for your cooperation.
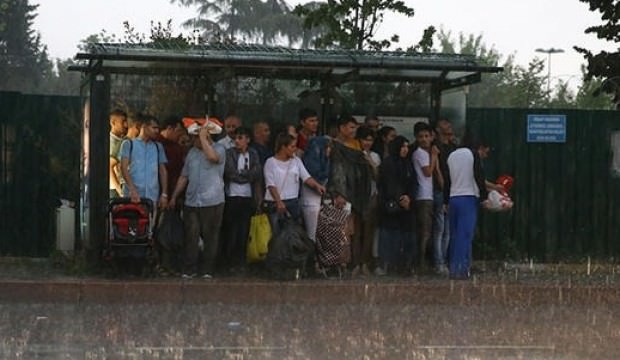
[108,107,499,280]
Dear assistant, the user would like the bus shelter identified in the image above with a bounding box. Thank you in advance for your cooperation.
[73,43,502,262]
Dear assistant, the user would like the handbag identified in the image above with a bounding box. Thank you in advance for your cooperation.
[247,213,272,263]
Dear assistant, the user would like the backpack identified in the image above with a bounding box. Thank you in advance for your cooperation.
[127,139,163,163]
[265,217,314,280]
[155,209,184,251]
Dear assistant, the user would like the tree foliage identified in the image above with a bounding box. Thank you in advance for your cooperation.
[574,0,620,106]
[293,0,414,50]
[0,0,50,92]
[171,0,304,45]
[435,30,543,108]
[433,29,616,110]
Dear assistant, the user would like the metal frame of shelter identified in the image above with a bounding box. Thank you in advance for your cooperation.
[73,43,502,261]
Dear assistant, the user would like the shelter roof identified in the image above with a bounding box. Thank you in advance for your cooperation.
[74,43,502,89]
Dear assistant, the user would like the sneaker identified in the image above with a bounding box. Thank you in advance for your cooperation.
[361,264,371,277]
[350,265,361,278]
[435,265,449,276]
[449,273,470,280]
[181,273,196,279]
[374,265,387,276]
[201,273,213,279]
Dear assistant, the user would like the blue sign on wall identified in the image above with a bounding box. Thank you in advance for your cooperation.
[527,114,567,143]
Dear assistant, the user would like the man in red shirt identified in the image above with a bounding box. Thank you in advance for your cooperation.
[155,115,187,276]
[296,108,319,157]
[158,115,187,197]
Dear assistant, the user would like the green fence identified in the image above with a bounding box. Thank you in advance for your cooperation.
[0,92,82,256]
[1,95,619,260]
[468,108,620,261]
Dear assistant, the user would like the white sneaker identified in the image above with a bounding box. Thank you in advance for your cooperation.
[374,266,387,276]
[435,265,449,276]
[201,273,213,279]
[181,273,196,279]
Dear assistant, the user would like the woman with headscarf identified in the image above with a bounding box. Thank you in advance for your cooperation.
[376,135,418,276]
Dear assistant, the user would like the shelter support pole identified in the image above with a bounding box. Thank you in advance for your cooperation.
[430,83,442,128]
[86,71,111,268]
[320,83,335,135]
[204,84,217,117]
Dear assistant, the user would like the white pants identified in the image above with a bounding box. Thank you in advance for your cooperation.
[300,186,322,241]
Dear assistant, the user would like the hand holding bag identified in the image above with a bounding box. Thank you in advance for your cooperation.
[383,198,402,214]
[247,213,272,263]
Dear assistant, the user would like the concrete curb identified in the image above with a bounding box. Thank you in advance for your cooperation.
[1,279,619,306]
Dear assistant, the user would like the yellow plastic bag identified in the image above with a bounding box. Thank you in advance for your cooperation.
[247,213,272,263]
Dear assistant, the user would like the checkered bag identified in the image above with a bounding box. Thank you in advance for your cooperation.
[315,203,350,267]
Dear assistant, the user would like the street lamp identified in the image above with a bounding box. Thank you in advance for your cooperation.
[535,47,564,94]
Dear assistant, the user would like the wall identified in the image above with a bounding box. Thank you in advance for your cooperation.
[468,108,620,261]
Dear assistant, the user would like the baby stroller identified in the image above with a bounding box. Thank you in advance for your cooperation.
[104,198,156,275]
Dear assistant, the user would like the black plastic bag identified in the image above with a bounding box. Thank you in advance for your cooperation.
[265,217,314,280]
[155,209,184,251]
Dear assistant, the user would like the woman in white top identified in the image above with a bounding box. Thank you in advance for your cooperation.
[263,132,325,235]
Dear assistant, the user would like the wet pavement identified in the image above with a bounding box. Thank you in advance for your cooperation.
[1,257,620,359]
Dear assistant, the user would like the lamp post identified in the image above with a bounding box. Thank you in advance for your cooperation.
[535,47,564,94]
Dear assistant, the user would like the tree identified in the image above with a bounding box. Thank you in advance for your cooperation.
[574,76,615,109]
[293,0,414,50]
[435,30,539,108]
[574,0,620,107]
[433,29,588,109]
[172,0,314,46]
[37,58,81,96]
[0,0,51,92]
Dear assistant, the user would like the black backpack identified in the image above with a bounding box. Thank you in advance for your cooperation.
[265,217,314,280]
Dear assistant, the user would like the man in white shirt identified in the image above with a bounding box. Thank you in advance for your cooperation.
[443,135,491,280]
[412,122,439,272]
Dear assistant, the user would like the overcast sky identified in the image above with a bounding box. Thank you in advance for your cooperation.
[34,0,614,89]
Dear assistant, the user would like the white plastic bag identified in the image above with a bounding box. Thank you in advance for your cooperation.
[486,190,513,212]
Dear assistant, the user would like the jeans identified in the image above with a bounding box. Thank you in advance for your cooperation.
[265,198,301,237]
[448,196,478,277]
[432,191,450,267]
